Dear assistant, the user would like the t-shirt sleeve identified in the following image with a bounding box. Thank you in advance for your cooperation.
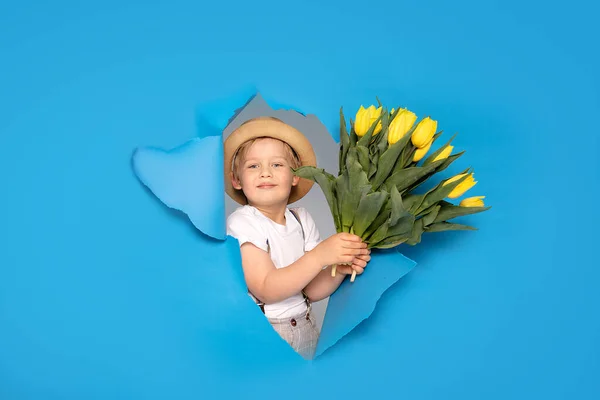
[295,208,322,252]
[226,212,269,252]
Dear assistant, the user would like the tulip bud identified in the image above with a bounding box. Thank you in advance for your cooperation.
[411,117,437,148]
[460,196,485,207]
[354,105,383,137]
[387,109,417,145]
[444,173,477,199]
[433,145,453,162]
[413,138,433,162]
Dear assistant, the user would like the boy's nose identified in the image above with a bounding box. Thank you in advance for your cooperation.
[260,167,272,177]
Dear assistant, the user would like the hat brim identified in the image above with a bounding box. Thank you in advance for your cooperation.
[224,117,317,205]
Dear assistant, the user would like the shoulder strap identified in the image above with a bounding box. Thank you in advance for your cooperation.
[289,208,305,241]
[289,209,312,307]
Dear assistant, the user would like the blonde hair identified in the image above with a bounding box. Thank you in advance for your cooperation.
[231,137,301,182]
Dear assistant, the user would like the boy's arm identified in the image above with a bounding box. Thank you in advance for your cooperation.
[240,243,323,304]
[240,233,368,304]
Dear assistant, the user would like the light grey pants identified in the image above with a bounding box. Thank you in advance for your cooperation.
[267,309,320,360]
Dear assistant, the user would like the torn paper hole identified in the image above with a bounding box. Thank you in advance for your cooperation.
[131,91,417,360]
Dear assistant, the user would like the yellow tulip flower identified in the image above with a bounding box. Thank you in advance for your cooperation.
[354,105,383,137]
[433,145,453,162]
[413,138,433,162]
[444,172,477,199]
[411,117,437,148]
[388,108,417,145]
[460,196,485,207]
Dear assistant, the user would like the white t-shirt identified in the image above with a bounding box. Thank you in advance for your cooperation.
[226,205,322,318]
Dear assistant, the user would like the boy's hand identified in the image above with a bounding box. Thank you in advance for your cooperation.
[313,232,369,267]
[335,252,371,276]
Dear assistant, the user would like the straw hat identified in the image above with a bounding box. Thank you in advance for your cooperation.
[224,117,317,205]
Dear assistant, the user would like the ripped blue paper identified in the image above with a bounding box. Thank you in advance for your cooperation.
[132,90,418,358]
[192,236,309,368]
[132,136,225,240]
[194,86,309,135]
[316,249,417,357]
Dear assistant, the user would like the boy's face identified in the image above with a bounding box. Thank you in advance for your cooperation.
[231,138,300,209]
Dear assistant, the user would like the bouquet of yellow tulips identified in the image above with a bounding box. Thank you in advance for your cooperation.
[294,101,490,281]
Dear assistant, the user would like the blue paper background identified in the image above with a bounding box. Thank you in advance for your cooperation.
[1,0,599,399]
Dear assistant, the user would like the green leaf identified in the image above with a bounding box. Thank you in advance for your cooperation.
[367,206,414,247]
[402,152,464,194]
[349,118,358,147]
[370,134,408,190]
[405,218,425,245]
[399,143,417,168]
[425,222,477,232]
[422,205,441,226]
[346,149,370,187]
[417,202,439,218]
[371,237,408,249]
[352,190,389,238]
[368,152,379,179]
[339,107,350,175]
[337,156,371,232]
[334,172,349,232]
[389,185,406,226]
[387,214,415,237]
[366,220,390,245]
[361,198,391,239]
[403,193,425,214]
[376,133,390,156]
[433,204,491,223]
[356,145,370,174]
[383,160,444,194]
[294,166,341,231]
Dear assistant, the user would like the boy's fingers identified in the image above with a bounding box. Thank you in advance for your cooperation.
[344,248,365,257]
[352,258,367,268]
[342,255,354,264]
[342,241,367,249]
[340,233,363,242]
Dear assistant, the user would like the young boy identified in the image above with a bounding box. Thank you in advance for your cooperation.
[224,117,371,360]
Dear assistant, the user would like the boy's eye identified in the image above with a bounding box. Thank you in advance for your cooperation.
[247,164,258,169]
[273,163,283,167]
